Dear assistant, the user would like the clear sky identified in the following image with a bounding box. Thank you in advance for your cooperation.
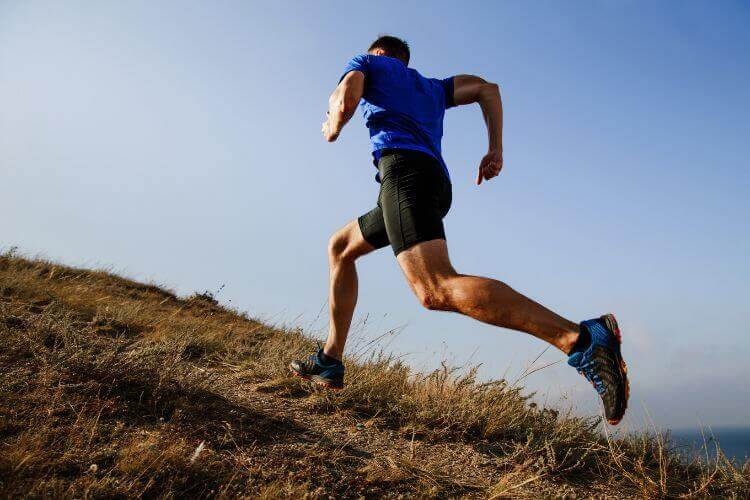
[2,1,748,429]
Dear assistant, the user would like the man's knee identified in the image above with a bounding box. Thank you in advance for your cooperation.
[413,281,453,311]
[328,229,358,264]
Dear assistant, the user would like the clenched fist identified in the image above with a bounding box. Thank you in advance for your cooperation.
[476,150,503,185]
[322,119,339,142]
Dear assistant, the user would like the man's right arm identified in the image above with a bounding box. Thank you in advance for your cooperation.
[322,70,365,142]
[452,75,503,185]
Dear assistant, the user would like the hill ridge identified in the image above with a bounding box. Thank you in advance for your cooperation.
[1,252,747,498]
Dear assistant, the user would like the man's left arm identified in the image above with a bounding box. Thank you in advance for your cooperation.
[450,74,504,185]
[322,70,365,142]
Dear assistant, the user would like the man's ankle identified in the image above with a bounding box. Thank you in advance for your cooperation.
[320,348,342,364]
[558,326,585,355]
[566,325,592,355]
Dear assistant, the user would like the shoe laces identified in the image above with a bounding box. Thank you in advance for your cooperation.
[577,357,605,395]
[299,342,324,371]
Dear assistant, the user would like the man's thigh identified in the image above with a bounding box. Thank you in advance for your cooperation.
[378,151,452,256]
[357,205,390,251]
[395,239,456,291]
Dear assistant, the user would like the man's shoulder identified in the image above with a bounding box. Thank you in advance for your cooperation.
[348,53,371,64]
[406,67,445,86]
[342,54,394,76]
[364,54,410,71]
[345,54,437,76]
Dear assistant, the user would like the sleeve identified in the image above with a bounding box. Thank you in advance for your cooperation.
[440,76,456,109]
[339,54,370,83]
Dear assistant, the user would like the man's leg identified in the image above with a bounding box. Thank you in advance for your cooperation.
[396,239,581,353]
[396,239,630,425]
[323,220,376,360]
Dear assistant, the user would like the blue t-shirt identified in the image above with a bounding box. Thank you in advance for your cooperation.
[340,54,455,181]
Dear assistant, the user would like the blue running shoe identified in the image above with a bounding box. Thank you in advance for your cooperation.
[289,345,345,390]
[567,314,629,425]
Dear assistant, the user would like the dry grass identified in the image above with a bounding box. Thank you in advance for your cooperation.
[0,250,748,498]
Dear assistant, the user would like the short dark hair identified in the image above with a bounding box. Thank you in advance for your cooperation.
[368,35,410,65]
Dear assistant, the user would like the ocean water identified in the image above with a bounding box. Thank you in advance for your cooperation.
[669,427,750,464]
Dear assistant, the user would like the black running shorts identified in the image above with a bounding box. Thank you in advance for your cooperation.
[358,149,452,256]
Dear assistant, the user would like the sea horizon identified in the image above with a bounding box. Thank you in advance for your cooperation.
[668,426,750,464]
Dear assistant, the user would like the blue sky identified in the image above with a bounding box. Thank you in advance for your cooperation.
[1,1,748,429]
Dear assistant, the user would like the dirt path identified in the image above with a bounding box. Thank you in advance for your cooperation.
[209,371,586,498]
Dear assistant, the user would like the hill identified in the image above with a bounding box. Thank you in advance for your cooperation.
[1,251,747,498]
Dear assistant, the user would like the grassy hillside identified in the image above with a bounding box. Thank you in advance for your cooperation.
[0,251,748,498]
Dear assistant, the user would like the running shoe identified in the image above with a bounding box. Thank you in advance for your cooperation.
[567,314,629,425]
[289,344,345,390]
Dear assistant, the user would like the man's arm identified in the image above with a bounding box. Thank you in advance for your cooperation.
[452,75,503,185]
[322,70,365,142]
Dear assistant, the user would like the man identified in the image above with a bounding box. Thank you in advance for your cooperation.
[290,36,629,425]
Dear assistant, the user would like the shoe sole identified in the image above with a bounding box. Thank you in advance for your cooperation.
[288,365,343,391]
[602,313,629,425]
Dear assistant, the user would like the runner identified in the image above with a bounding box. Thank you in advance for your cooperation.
[290,36,629,425]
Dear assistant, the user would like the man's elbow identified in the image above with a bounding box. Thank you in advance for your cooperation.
[480,82,500,98]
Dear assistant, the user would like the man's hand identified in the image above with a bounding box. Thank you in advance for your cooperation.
[322,114,340,142]
[476,150,503,185]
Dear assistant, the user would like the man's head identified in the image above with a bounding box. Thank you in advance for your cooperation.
[368,35,410,65]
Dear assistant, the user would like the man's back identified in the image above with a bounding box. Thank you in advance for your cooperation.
[340,54,455,176]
